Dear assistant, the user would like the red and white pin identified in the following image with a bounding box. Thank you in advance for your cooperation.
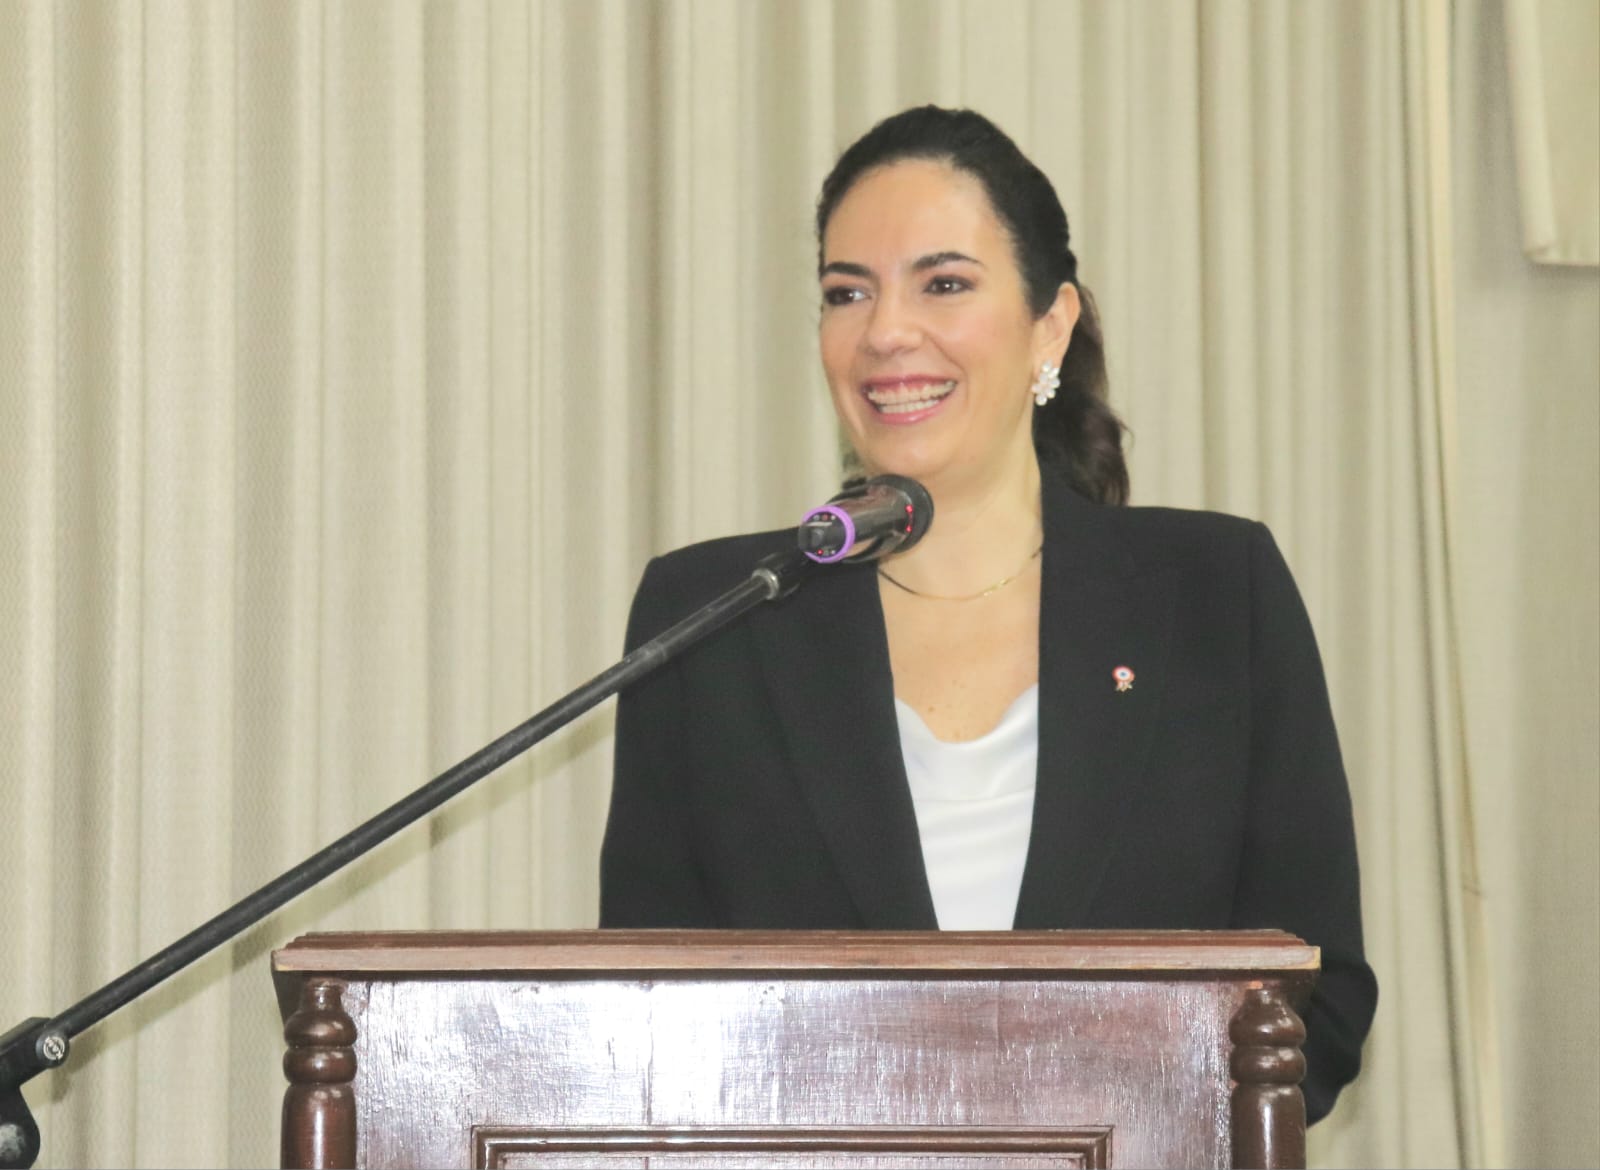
[1112,665,1135,692]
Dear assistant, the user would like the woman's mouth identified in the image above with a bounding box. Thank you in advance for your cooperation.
[863,378,957,415]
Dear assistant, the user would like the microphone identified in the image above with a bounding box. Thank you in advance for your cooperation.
[798,475,934,563]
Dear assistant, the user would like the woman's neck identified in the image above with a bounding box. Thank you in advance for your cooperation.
[877,455,1044,597]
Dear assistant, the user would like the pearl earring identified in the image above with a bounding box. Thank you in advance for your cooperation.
[1032,361,1061,407]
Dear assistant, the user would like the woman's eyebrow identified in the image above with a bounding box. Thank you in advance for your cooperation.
[820,251,984,280]
[912,250,983,270]
[819,260,873,279]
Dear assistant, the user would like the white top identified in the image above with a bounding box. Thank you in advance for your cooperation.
[894,685,1040,930]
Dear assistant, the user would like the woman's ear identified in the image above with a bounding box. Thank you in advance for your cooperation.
[1035,282,1081,365]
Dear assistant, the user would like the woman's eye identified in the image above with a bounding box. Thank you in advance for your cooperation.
[822,286,864,306]
[926,275,970,295]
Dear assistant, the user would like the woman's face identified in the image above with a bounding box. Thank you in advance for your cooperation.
[818,159,1073,492]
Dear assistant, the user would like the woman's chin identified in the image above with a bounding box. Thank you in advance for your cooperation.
[855,444,1039,504]
[852,447,949,486]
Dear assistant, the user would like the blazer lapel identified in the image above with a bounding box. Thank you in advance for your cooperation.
[749,562,939,929]
[1013,479,1178,929]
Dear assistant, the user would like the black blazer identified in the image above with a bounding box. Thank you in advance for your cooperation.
[601,469,1377,1123]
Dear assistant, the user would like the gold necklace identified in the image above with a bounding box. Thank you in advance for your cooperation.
[877,545,1043,602]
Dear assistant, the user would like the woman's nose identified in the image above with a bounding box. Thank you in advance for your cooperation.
[863,291,922,356]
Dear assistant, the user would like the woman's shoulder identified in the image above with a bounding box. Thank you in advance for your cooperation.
[1115,501,1262,540]
[1112,502,1290,588]
[1048,475,1267,571]
[1091,501,1312,630]
[1116,501,1271,565]
[1045,466,1258,540]
[1045,479,1304,612]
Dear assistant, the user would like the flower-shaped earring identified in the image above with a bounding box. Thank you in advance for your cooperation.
[1032,361,1061,407]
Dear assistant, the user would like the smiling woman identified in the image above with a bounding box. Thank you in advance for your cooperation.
[600,106,1377,1125]
[819,161,1067,504]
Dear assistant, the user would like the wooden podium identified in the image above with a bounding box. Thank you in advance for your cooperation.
[272,930,1316,1170]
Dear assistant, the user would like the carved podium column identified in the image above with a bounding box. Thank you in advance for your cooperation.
[274,930,1316,1169]
[280,980,357,1169]
[1230,987,1310,1170]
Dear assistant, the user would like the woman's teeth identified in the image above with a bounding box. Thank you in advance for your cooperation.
[866,380,956,413]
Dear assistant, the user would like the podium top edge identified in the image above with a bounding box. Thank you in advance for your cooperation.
[271,928,1319,976]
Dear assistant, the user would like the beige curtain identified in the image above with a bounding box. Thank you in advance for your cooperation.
[1453,3,1600,1167]
[3,2,1594,1167]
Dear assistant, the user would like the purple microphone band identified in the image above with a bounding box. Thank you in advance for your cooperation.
[801,504,856,563]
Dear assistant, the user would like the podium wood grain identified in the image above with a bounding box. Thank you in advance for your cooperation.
[274,930,1316,1169]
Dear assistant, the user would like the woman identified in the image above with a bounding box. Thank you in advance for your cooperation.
[600,106,1376,1122]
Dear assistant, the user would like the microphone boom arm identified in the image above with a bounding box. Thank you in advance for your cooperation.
[0,548,813,1170]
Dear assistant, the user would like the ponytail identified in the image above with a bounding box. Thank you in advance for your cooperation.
[1033,284,1128,505]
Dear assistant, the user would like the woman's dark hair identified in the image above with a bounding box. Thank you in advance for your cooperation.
[816,106,1129,506]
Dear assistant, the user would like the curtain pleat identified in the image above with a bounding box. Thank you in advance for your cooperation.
[133,3,238,1161]
[1284,0,1333,566]
[833,2,899,146]
[312,0,431,938]
[6,1,1579,1165]
[48,3,147,1160]
[226,7,325,1162]
[479,0,535,932]
[1403,2,1502,1163]
[0,0,60,1154]
[421,0,492,926]
[1198,1,1263,510]
[1451,5,1600,1165]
